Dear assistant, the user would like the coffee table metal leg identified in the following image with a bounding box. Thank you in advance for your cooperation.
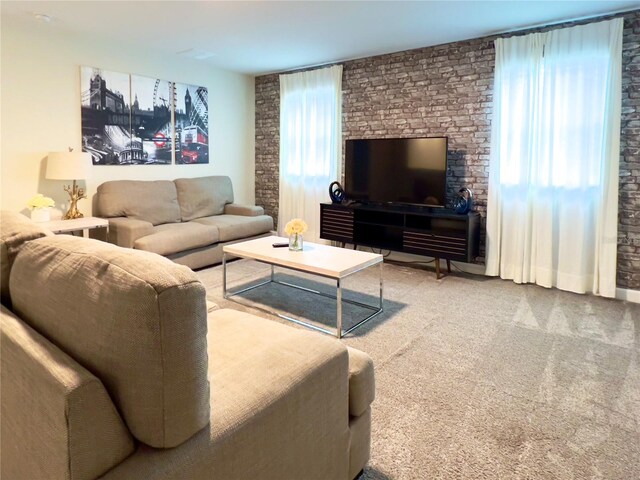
[336,278,343,339]
[222,253,228,299]
[224,257,383,338]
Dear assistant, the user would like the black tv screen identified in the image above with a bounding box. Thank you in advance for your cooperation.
[345,137,448,207]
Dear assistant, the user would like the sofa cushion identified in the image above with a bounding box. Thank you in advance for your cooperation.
[192,214,274,242]
[0,211,51,306]
[10,235,210,448]
[175,176,234,221]
[1,306,135,480]
[223,203,264,217]
[134,222,219,256]
[97,180,181,226]
[107,217,154,248]
[346,347,375,417]
[99,308,352,480]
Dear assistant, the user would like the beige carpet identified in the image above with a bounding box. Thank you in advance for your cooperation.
[197,259,640,480]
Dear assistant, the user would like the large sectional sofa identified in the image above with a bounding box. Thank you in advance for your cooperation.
[95,176,274,269]
[0,211,375,480]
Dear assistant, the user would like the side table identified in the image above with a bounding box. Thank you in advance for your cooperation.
[39,216,109,238]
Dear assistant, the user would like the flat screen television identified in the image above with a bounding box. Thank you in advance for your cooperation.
[344,137,448,208]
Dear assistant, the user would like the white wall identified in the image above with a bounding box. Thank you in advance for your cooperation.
[0,17,255,217]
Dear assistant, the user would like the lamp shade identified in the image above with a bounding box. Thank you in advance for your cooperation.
[46,151,92,180]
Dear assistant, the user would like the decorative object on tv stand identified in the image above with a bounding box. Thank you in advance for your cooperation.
[284,218,308,251]
[452,187,474,214]
[46,148,92,220]
[329,181,346,204]
[27,194,55,222]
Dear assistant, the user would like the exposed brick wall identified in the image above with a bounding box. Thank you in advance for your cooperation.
[341,40,494,261]
[255,77,280,221]
[619,12,640,289]
[255,10,640,290]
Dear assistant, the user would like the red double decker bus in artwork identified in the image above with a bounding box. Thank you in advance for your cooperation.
[178,125,209,164]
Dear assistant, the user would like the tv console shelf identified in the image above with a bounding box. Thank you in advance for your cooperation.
[320,202,480,279]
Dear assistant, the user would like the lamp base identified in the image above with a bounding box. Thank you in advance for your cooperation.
[63,208,84,220]
[63,180,87,220]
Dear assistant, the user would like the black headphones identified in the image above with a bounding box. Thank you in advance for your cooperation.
[329,181,346,204]
[453,187,474,214]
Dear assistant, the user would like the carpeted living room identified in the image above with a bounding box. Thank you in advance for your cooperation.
[1,2,639,480]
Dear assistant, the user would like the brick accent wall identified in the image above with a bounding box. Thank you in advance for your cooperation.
[255,10,640,290]
[255,77,280,221]
[619,12,640,289]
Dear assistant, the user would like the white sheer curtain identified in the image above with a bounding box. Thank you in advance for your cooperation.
[278,65,343,243]
[485,19,623,297]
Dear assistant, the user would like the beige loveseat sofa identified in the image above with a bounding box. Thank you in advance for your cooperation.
[95,176,273,269]
[0,211,374,480]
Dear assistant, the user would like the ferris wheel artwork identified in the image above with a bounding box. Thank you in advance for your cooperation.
[129,74,174,164]
[80,65,209,166]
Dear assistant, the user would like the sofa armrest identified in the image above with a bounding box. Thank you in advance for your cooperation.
[223,203,264,217]
[1,306,135,480]
[107,217,154,248]
[347,347,375,417]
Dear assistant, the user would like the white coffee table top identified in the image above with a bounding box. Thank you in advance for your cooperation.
[223,235,382,279]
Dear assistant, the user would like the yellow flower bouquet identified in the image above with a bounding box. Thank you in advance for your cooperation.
[284,218,308,251]
[27,194,55,222]
[284,218,308,236]
[27,194,55,210]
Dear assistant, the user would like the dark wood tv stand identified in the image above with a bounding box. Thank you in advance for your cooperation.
[320,202,480,279]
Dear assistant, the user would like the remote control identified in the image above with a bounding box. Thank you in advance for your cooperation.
[272,242,289,248]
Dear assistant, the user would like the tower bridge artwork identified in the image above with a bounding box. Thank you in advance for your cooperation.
[80,66,209,165]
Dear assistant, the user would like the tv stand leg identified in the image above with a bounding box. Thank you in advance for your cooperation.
[446,259,451,273]
[353,244,357,250]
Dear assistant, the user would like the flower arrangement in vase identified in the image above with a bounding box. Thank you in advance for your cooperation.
[284,218,308,251]
[27,194,55,222]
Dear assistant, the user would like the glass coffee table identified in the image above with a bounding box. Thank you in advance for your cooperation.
[222,236,383,338]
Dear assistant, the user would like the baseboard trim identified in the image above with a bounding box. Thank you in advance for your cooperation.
[354,245,640,304]
[616,287,640,304]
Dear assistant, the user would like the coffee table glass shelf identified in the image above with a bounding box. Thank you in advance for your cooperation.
[223,236,383,338]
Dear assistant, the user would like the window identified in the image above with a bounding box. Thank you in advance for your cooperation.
[486,19,623,298]
[277,65,343,242]
[280,84,337,178]
[498,51,610,188]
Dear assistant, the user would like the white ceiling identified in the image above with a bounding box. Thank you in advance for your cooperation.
[3,1,638,75]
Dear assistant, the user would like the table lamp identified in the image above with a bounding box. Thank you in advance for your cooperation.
[46,149,92,220]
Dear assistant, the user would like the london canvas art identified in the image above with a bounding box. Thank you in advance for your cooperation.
[81,67,132,165]
[174,82,209,164]
[81,66,209,165]
[131,75,173,164]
